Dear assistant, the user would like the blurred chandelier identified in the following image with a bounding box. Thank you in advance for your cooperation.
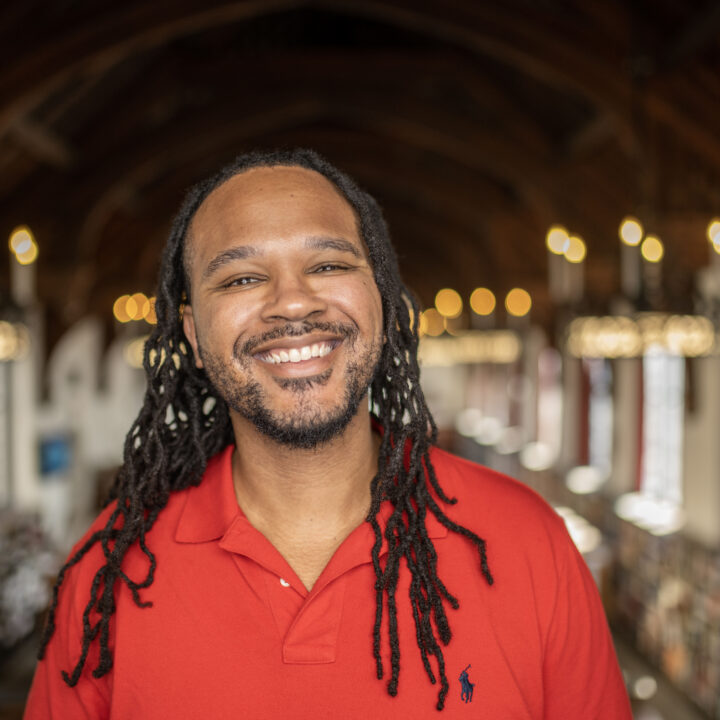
[566,313,715,359]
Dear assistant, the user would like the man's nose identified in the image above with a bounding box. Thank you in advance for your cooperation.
[261,273,327,322]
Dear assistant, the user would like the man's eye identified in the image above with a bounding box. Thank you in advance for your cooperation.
[313,263,347,273]
[222,276,258,288]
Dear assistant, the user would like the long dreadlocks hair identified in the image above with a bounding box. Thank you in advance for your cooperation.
[39,148,493,710]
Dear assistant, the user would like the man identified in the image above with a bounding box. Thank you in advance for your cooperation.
[25,149,632,718]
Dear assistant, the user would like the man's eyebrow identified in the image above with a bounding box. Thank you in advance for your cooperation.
[305,236,362,258]
[201,236,362,281]
[202,245,258,280]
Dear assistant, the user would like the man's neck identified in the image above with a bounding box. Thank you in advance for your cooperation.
[229,409,380,589]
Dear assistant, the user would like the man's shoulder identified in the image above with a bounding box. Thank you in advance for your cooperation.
[70,446,233,561]
[430,446,551,504]
[74,487,189,552]
[429,446,563,534]
[64,484,196,589]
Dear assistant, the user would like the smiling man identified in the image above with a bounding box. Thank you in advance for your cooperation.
[25,149,632,718]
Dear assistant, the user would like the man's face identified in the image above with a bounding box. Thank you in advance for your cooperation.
[182,165,384,448]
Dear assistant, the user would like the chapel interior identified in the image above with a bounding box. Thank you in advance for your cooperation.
[2,2,720,717]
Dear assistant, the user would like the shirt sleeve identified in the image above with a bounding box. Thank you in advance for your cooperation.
[542,517,632,719]
[23,549,112,719]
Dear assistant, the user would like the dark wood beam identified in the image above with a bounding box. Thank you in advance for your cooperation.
[2,0,720,167]
[9,117,74,167]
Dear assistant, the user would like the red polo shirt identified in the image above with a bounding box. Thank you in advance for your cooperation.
[25,445,631,718]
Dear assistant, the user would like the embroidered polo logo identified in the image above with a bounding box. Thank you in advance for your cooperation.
[459,664,474,703]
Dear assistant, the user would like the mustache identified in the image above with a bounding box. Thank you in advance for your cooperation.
[237,321,358,356]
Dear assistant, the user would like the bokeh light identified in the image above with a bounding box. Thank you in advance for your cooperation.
[420,308,445,336]
[707,218,720,245]
[619,216,643,246]
[129,292,150,321]
[564,235,586,263]
[9,226,33,254]
[469,287,496,315]
[641,235,663,263]
[15,242,39,265]
[9,225,39,265]
[546,225,569,255]
[113,295,132,323]
[505,288,532,317]
[434,288,463,318]
[113,293,153,323]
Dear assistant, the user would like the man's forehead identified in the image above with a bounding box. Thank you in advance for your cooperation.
[185,165,366,265]
[191,166,356,230]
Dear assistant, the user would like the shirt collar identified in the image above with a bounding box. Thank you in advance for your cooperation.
[174,441,448,545]
[175,444,239,543]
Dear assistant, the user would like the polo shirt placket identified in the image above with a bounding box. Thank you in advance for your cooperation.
[201,445,447,666]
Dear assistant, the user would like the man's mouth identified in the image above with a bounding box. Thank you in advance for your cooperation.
[256,340,341,365]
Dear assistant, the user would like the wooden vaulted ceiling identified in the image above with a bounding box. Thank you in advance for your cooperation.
[1,0,720,349]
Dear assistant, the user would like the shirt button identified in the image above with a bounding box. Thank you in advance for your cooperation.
[279,578,290,587]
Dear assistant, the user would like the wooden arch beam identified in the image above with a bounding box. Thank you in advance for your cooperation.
[2,0,719,166]
[61,102,551,255]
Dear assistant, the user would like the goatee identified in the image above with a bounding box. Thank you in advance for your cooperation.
[199,321,381,449]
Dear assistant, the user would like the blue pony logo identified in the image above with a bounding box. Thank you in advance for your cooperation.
[459,664,474,703]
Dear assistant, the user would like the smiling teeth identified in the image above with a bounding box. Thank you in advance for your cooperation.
[263,342,334,364]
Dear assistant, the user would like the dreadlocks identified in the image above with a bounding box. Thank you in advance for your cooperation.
[39,148,493,711]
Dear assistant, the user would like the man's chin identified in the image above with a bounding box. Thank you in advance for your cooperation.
[201,341,377,450]
[249,408,359,450]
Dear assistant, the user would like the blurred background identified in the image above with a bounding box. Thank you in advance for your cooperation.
[1,1,720,717]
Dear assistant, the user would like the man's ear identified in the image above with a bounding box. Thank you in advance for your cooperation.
[182,305,204,369]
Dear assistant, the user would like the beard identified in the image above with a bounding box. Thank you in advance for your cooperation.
[198,320,381,450]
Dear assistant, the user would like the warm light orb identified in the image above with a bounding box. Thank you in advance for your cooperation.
[129,292,150,320]
[9,226,39,265]
[125,296,138,320]
[421,308,445,336]
[564,235,586,263]
[9,226,33,254]
[546,225,569,255]
[619,217,643,246]
[505,288,532,317]
[15,241,39,265]
[469,287,496,315]
[434,288,463,318]
[641,235,664,263]
[707,219,720,245]
[113,295,132,323]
